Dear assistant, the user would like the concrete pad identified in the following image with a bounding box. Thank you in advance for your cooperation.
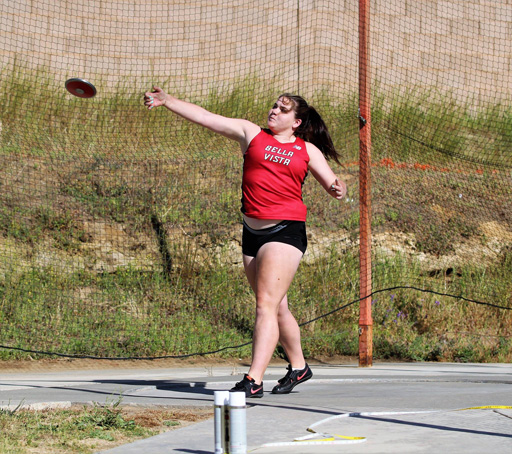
[1,362,511,453]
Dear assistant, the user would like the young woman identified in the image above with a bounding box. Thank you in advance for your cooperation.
[144,88,347,397]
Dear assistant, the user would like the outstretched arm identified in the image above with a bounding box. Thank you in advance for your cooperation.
[306,143,347,200]
[144,86,260,146]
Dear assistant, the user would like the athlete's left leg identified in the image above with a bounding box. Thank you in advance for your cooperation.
[277,295,306,369]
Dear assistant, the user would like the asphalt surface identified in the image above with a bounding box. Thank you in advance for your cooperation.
[1,361,511,453]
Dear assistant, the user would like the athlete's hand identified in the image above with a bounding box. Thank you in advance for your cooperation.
[330,178,347,200]
[144,86,167,110]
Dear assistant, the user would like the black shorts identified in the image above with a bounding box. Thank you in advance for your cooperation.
[242,220,308,257]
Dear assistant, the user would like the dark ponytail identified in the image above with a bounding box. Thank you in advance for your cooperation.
[279,93,341,166]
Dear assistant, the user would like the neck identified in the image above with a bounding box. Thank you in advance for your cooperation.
[270,131,296,143]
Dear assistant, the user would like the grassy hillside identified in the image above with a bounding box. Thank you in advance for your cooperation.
[1,70,511,362]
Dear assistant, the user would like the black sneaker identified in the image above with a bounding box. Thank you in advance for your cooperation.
[230,374,264,398]
[271,363,313,394]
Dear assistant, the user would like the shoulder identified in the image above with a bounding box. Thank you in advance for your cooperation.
[305,141,331,171]
[249,128,271,142]
[240,124,263,153]
[305,141,323,159]
[242,122,263,143]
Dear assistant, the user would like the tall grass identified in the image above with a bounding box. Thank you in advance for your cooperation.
[1,247,511,362]
[0,66,511,362]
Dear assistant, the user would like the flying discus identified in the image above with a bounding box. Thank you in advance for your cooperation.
[65,78,97,98]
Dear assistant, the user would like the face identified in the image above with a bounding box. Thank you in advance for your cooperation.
[267,97,302,132]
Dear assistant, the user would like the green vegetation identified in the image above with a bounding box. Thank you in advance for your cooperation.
[1,247,511,362]
[0,397,210,454]
[0,66,511,363]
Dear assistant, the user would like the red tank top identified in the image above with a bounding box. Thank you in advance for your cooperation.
[241,129,309,221]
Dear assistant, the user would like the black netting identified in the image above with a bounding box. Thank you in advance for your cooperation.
[0,1,510,362]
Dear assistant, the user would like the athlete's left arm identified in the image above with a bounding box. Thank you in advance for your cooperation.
[306,143,347,200]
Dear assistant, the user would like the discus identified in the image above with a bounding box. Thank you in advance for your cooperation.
[65,78,97,98]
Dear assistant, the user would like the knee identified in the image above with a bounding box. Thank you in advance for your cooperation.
[277,299,292,317]
[255,297,280,318]
[277,305,291,320]
[277,307,297,328]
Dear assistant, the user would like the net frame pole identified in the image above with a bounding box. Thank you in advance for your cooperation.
[358,0,373,367]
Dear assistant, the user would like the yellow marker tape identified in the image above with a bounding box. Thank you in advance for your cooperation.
[297,437,335,442]
[335,435,366,440]
[294,433,366,443]
[457,405,512,411]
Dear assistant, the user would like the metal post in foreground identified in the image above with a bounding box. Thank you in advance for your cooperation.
[229,392,247,454]
[358,0,373,367]
[214,390,230,454]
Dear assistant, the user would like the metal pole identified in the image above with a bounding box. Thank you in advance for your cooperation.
[358,0,373,367]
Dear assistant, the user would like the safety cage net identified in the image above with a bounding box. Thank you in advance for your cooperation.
[0,0,511,362]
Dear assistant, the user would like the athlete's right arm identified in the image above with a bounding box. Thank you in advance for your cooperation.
[144,86,260,146]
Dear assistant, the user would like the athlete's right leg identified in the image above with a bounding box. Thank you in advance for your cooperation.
[244,254,305,370]
[242,241,303,384]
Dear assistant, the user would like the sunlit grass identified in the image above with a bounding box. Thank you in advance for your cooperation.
[0,397,211,454]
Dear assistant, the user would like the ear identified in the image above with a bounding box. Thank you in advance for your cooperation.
[292,118,302,130]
